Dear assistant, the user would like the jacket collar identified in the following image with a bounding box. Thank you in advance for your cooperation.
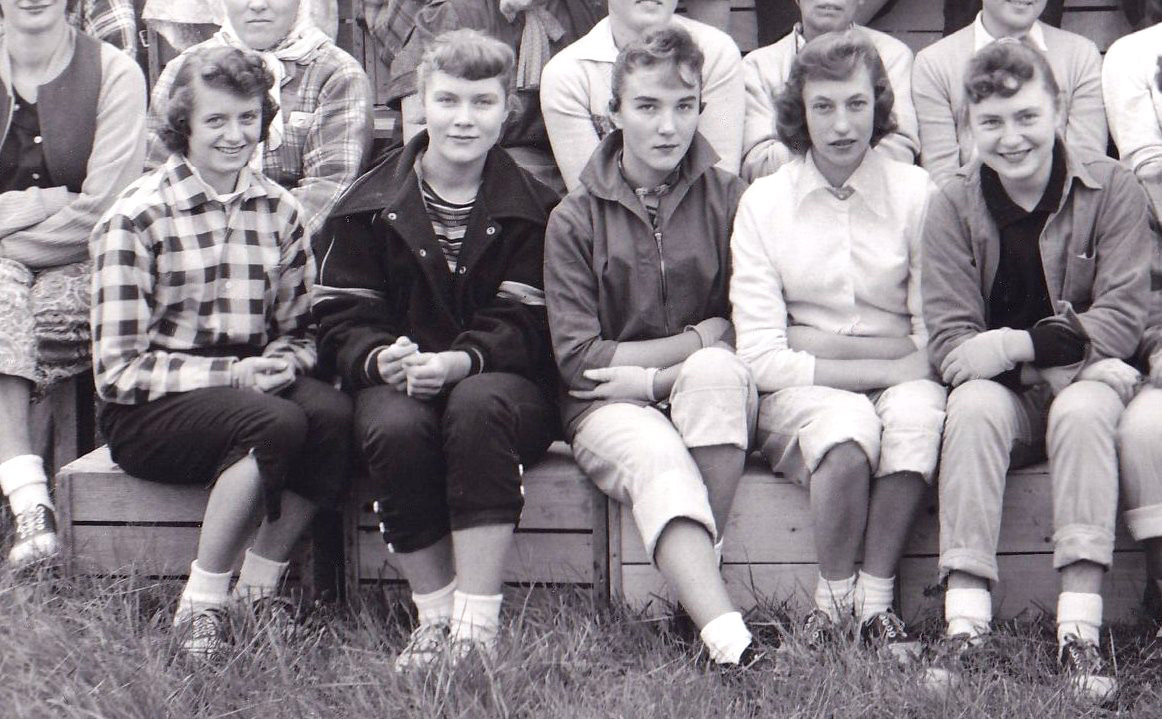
[578,129,721,209]
[954,139,1103,209]
[333,131,551,225]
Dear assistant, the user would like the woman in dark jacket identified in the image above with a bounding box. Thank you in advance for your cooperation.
[313,29,559,672]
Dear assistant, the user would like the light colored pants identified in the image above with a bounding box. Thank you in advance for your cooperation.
[938,379,1123,583]
[755,379,947,487]
[1119,386,1162,541]
[571,348,757,559]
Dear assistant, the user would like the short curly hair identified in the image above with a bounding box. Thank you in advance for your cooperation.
[609,23,704,114]
[774,31,897,156]
[158,45,278,156]
[416,29,519,115]
[963,40,1060,106]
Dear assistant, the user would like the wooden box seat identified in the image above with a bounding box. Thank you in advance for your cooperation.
[57,442,1146,621]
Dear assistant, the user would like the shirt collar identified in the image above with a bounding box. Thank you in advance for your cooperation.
[792,21,855,52]
[572,17,621,62]
[794,149,888,217]
[164,154,269,212]
[973,12,1048,52]
[980,140,1067,227]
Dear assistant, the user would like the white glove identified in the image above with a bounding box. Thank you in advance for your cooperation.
[1078,358,1142,404]
[940,329,1031,387]
[571,366,658,401]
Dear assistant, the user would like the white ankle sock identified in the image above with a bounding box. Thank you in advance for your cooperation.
[0,455,50,515]
[451,590,503,645]
[1057,592,1102,646]
[413,578,457,626]
[175,560,232,624]
[699,610,752,664]
[814,573,856,622]
[231,549,289,603]
[855,571,895,622]
[945,587,992,638]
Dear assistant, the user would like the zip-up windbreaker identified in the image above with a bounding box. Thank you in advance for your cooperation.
[544,130,747,439]
[313,132,560,393]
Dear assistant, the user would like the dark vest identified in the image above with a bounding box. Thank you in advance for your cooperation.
[0,32,102,193]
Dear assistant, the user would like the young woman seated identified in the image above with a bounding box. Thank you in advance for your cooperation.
[730,31,945,660]
[921,41,1152,702]
[312,29,561,671]
[91,45,353,660]
[544,24,763,670]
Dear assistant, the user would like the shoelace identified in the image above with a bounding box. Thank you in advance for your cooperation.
[15,506,48,538]
[1063,639,1103,673]
[875,614,904,641]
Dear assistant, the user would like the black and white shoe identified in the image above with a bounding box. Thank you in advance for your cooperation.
[860,609,922,665]
[1059,634,1117,704]
[177,606,230,663]
[802,608,842,652]
[9,504,58,566]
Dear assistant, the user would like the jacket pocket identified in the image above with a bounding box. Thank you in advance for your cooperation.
[1062,251,1097,306]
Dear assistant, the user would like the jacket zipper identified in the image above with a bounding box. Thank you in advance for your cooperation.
[652,227,671,335]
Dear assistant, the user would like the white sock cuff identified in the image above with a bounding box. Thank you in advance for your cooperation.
[857,571,895,591]
[412,578,457,626]
[1057,591,1103,625]
[234,549,289,599]
[0,454,46,497]
[945,587,992,623]
[699,611,751,664]
[182,560,233,607]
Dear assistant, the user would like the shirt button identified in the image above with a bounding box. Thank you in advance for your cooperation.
[31,172,40,180]
[458,266,467,275]
[33,135,42,144]
[485,226,496,236]
[418,248,427,257]
[225,280,233,290]
[386,211,397,221]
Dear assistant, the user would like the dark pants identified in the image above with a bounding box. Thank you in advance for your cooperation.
[101,377,354,520]
[942,0,1065,35]
[354,373,557,553]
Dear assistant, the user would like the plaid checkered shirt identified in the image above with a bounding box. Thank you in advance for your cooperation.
[69,0,138,54]
[91,155,317,406]
[145,37,373,240]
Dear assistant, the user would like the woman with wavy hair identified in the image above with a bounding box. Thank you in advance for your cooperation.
[731,31,945,659]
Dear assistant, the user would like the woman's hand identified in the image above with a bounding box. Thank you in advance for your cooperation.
[571,366,657,401]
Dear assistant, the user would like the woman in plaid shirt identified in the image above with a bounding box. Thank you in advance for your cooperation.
[91,45,353,661]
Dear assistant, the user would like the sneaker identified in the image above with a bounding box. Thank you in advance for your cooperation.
[920,632,988,697]
[1059,634,1117,704]
[448,636,497,667]
[802,608,841,651]
[860,609,922,665]
[249,596,299,644]
[177,606,229,662]
[9,504,58,566]
[394,622,450,673]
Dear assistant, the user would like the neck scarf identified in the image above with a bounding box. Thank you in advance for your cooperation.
[500,0,565,91]
[216,0,329,170]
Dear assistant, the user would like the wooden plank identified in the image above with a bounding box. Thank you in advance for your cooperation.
[352,443,594,531]
[61,472,210,524]
[71,525,201,575]
[619,562,819,613]
[356,529,595,584]
[899,550,1147,623]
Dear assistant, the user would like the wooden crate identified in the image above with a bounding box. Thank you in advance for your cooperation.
[612,461,1147,622]
[346,442,609,600]
[54,447,315,585]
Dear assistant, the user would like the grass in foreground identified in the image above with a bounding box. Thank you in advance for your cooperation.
[1,566,1161,718]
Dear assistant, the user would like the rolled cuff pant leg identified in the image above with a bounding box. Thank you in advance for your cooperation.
[1119,387,1162,541]
[1047,380,1122,570]
[937,379,1043,584]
